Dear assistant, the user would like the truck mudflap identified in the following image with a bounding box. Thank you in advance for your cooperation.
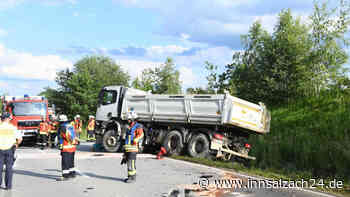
[211,139,256,160]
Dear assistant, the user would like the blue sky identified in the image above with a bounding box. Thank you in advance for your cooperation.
[0,0,338,96]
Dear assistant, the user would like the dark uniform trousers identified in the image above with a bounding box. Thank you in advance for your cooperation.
[61,152,75,178]
[126,152,137,178]
[0,147,15,189]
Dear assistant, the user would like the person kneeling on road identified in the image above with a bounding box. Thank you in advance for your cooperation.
[0,112,22,190]
[57,114,79,181]
[122,111,144,183]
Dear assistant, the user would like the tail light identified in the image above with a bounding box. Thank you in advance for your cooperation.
[213,133,223,140]
[245,143,251,149]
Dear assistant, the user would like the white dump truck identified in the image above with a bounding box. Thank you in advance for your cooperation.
[95,86,270,162]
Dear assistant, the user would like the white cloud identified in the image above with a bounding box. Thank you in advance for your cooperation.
[146,45,188,58]
[73,12,79,17]
[113,0,314,48]
[115,59,163,79]
[179,66,197,86]
[0,44,72,81]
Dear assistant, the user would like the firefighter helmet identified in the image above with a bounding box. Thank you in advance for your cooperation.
[126,111,138,121]
[59,114,68,122]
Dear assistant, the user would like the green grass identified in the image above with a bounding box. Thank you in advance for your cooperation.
[171,155,350,196]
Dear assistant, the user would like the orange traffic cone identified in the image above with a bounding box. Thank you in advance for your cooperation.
[157,147,167,159]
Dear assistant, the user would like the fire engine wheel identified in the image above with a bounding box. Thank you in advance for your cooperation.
[102,130,121,152]
[187,133,210,158]
[162,130,183,156]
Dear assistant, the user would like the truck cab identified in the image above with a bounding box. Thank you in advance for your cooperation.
[1,95,49,142]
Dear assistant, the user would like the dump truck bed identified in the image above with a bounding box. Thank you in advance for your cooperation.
[120,91,270,134]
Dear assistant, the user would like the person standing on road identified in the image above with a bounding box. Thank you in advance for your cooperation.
[72,115,82,139]
[87,115,95,142]
[122,111,144,183]
[0,112,22,190]
[38,116,49,149]
[57,114,78,181]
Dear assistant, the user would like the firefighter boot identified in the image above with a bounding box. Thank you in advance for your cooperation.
[69,171,76,178]
[124,175,136,183]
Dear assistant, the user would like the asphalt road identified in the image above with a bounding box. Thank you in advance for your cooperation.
[0,142,335,197]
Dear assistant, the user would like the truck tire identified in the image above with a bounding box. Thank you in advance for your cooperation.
[162,130,183,156]
[102,130,121,152]
[187,133,210,158]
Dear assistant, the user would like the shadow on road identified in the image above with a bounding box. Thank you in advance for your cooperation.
[14,170,60,180]
[76,143,94,152]
[84,172,125,182]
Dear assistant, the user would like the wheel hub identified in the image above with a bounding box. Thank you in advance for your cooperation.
[107,136,117,146]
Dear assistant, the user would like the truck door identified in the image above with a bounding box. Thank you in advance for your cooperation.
[96,89,119,122]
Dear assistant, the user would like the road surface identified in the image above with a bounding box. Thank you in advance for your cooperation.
[0,142,335,197]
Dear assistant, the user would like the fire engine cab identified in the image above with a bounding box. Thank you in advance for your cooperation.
[1,95,49,143]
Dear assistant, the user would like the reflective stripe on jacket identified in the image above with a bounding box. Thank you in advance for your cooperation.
[59,122,77,152]
[124,122,144,152]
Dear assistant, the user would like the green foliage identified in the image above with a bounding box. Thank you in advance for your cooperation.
[40,55,130,120]
[220,1,350,105]
[132,57,182,94]
[249,90,350,182]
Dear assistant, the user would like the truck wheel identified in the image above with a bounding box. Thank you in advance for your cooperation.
[162,130,183,156]
[187,133,210,158]
[102,130,121,152]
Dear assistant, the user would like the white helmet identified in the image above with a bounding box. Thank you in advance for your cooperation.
[126,111,138,121]
[59,114,68,122]
[75,114,80,119]
[89,115,95,119]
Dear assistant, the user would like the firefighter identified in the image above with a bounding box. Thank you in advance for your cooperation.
[122,111,144,183]
[72,115,82,139]
[38,116,49,149]
[87,115,95,142]
[0,112,22,190]
[48,115,59,148]
[57,114,78,181]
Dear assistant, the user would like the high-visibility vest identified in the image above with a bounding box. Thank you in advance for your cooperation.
[72,119,82,133]
[87,119,95,131]
[59,122,77,152]
[124,122,144,152]
[39,122,49,135]
[0,122,17,150]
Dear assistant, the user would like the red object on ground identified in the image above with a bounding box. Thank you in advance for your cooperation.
[156,147,167,159]
[245,143,251,149]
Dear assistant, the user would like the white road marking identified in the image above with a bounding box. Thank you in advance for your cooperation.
[74,168,90,178]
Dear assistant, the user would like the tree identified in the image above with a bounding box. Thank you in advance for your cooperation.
[220,1,350,105]
[40,56,130,120]
[132,57,182,94]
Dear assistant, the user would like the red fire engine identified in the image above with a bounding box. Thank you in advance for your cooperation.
[1,95,49,143]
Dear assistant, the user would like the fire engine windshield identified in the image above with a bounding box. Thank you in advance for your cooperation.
[12,102,47,116]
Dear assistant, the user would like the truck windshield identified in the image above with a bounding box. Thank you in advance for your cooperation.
[98,90,117,105]
[12,102,47,116]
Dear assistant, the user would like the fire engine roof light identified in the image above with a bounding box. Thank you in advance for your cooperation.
[24,94,29,98]
[12,97,15,101]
